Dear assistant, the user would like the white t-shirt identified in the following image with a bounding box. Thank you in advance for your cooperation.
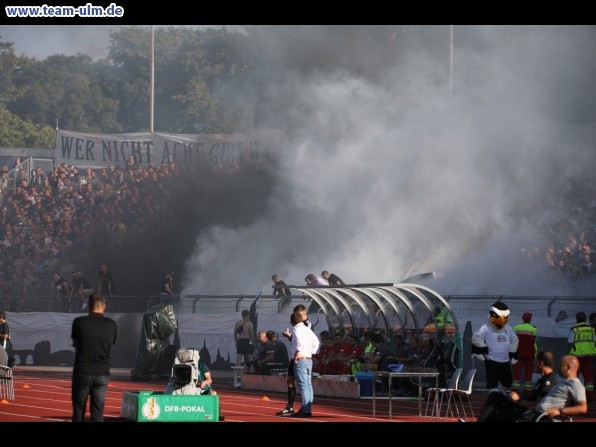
[472,323,518,363]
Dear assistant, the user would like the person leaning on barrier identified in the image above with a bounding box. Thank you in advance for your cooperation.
[305,273,329,287]
[321,270,345,286]
[272,274,291,297]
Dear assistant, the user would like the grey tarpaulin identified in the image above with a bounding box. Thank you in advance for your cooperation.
[130,304,177,380]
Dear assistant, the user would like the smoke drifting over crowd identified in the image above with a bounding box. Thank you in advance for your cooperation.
[4,25,596,298]
[182,26,596,296]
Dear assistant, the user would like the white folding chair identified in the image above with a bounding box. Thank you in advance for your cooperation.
[443,368,476,420]
[424,367,463,417]
[0,357,15,401]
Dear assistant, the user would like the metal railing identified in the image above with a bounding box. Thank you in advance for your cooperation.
[1,293,595,317]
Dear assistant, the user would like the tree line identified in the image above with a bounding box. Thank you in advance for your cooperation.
[0,25,417,149]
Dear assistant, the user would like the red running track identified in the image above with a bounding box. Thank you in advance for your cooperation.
[1,368,594,436]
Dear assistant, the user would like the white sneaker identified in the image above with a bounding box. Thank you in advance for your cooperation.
[81,303,88,310]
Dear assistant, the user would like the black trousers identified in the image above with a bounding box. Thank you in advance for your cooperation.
[485,359,513,390]
[477,391,526,422]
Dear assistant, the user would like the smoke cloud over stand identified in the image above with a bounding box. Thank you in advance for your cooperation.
[181,26,596,296]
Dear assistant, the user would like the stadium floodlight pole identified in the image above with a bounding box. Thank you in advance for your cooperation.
[150,25,155,133]
[450,25,454,97]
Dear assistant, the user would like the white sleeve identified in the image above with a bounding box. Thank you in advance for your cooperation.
[567,329,575,344]
[471,324,487,347]
[508,326,519,353]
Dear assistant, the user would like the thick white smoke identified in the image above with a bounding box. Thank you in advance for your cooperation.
[183,26,596,296]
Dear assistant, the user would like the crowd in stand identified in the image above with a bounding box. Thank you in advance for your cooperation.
[516,184,596,284]
[0,154,257,311]
[1,153,596,311]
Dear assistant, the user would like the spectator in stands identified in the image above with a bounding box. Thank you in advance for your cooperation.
[579,253,593,278]
[97,264,114,298]
[70,271,93,312]
[52,273,71,312]
[272,274,291,297]
[321,270,345,286]
[159,272,178,305]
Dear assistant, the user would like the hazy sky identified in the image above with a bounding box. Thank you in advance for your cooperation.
[2,25,596,297]
[0,25,115,59]
[0,25,210,60]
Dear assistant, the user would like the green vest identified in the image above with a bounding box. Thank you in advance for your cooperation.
[569,324,596,356]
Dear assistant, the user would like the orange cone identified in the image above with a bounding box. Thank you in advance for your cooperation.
[0,399,9,404]
[22,384,30,389]
[260,396,270,401]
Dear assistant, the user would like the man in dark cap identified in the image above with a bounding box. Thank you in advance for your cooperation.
[512,312,538,396]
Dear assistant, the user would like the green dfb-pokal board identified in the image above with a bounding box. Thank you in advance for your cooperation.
[121,391,219,422]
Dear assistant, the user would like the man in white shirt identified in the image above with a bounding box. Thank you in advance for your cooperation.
[290,309,320,417]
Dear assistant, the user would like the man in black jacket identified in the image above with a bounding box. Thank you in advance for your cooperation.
[71,293,117,422]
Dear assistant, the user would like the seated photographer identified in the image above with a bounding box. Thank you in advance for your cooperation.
[516,354,587,422]
[475,350,556,422]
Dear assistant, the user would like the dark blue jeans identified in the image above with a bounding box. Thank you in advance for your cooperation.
[72,374,109,422]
